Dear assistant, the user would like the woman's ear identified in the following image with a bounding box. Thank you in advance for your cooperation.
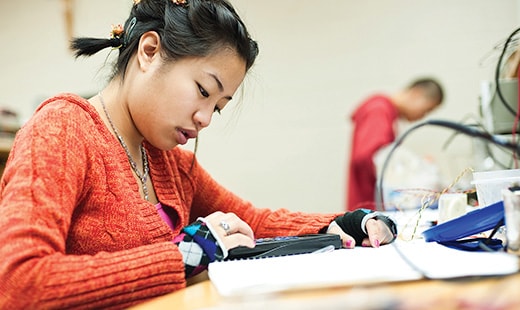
[136,31,162,71]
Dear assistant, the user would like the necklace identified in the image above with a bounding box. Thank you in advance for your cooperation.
[99,93,150,201]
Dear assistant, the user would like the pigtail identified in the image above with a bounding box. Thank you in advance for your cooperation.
[70,37,123,58]
[71,21,126,58]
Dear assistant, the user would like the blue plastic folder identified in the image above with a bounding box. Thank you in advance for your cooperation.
[422,201,504,250]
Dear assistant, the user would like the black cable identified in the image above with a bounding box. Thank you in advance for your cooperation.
[442,119,512,169]
[378,121,515,281]
[375,119,520,211]
[494,27,520,117]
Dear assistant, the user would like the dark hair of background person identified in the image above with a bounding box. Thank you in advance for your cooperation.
[407,78,444,104]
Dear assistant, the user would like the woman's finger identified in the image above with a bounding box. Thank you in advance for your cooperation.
[327,221,356,248]
[365,219,381,247]
[219,213,255,240]
[204,212,255,249]
[365,218,393,247]
[223,233,256,249]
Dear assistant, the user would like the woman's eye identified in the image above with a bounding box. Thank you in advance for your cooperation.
[198,84,209,98]
[214,106,221,114]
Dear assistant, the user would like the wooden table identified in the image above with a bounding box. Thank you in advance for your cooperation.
[132,271,520,309]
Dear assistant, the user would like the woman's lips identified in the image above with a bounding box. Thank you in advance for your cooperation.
[177,129,188,145]
[176,128,197,145]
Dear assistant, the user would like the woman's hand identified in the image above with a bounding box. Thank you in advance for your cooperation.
[204,211,255,250]
[327,214,396,249]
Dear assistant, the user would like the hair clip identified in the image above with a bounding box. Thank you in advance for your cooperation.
[123,17,137,47]
[110,24,124,39]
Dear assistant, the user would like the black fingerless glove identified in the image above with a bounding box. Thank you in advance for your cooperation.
[333,209,397,245]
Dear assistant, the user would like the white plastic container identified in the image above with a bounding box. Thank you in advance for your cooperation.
[437,193,467,224]
[472,169,520,207]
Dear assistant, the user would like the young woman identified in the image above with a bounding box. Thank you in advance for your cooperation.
[0,0,396,308]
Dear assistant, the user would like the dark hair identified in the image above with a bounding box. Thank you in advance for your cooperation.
[407,78,444,104]
[71,0,258,79]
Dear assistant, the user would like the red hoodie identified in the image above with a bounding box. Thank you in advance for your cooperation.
[347,94,399,211]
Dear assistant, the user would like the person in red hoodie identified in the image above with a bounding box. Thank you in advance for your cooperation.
[347,78,444,211]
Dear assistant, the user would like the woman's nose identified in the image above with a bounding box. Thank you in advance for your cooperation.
[193,107,213,129]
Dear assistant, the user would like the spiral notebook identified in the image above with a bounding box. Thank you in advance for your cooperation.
[208,239,519,297]
[226,234,342,260]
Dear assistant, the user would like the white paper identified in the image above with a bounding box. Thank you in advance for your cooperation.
[208,240,518,297]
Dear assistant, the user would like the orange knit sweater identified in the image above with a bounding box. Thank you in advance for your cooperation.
[0,94,338,309]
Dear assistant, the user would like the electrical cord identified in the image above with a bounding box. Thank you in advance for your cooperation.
[494,26,520,116]
[441,115,512,169]
[479,37,519,68]
[378,120,517,279]
[376,119,520,211]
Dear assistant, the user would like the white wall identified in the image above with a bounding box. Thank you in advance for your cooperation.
[0,0,132,114]
[1,0,519,214]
